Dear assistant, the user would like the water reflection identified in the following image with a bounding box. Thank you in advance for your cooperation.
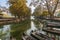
[26,16,37,35]
[10,20,30,40]
[0,20,30,40]
[0,25,10,40]
[0,17,45,40]
[26,21,37,35]
[31,21,37,30]
[30,16,35,20]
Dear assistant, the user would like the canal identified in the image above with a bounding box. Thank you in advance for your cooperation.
[0,16,45,40]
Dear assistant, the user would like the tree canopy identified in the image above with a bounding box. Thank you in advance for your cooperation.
[33,5,49,17]
[9,0,31,18]
[30,0,59,18]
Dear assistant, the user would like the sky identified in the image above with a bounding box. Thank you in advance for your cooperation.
[0,0,9,8]
[0,0,35,13]
[0,0,31,7]
[27,0,35,13]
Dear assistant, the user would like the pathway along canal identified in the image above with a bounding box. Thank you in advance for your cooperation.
[0,16,45,40]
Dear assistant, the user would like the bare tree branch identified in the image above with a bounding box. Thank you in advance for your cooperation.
[53,0,59,14]
[45,0,52,15]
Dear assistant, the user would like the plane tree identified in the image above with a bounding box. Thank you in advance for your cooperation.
[30,0,59,18]
[8,0,31,19]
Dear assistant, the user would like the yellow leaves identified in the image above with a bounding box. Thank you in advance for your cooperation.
[41,10,49,16]
[9,0,30,17]
[53,0,57,2]
[23,6,27,12]
[52,0,58,4]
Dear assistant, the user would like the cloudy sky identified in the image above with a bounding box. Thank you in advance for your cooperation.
[0,0,31,8]
[0,0,9,8]
[26,0,35,13]
[0,0,35,13]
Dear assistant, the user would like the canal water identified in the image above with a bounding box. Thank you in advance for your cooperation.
[0,16,44,40]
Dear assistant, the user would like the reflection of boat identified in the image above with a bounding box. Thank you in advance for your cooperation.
[30,30,53,40]
[41,17,60,40]
[22,32,36,40]
[37,16,60,22]
[43,28,60,36]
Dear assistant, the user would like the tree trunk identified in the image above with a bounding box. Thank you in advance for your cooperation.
[50,13,54,19]
[53,0,59,14]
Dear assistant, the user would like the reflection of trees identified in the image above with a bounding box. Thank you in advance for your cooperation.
[0,29,3,39]
[33,19,44,30]
[10,19,30,40]
[33,19,41,29]
[0,25,10,40]
[0,25,3,39]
